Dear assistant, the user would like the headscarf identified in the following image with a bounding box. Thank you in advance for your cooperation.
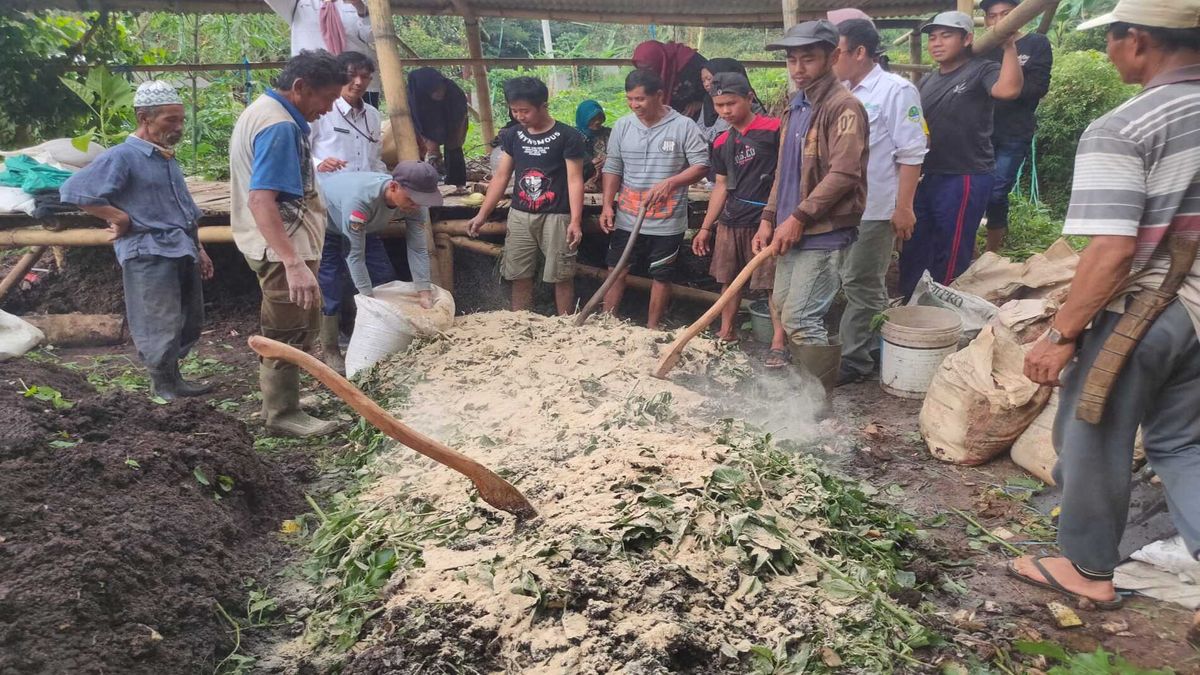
[407,67,469,144]
[632,40,700,106]
[574,100,605,141]
[318,1,347,54]
[700,58,750,127]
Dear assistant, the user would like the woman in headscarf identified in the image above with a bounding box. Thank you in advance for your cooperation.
[632,40,708,117]
[574,99,610,191]
[407,67,469,187]
[695,58,767,145]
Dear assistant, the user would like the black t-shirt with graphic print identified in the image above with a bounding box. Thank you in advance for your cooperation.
[500,121,588,214]
[711,115,781,227]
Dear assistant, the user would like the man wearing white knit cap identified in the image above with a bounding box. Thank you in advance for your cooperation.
[61,80,215,400]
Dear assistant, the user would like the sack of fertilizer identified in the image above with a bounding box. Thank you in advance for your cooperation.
[0,310,44,361]
[920,325,1051,466]
[344,281,455,378]
[908,270,998,342]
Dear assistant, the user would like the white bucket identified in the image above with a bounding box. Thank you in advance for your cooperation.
[879,305,962,399]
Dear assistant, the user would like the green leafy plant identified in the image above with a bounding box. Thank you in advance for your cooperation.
[1014,640,1174,674]
[21,382,73,410]
[59,65,134,151]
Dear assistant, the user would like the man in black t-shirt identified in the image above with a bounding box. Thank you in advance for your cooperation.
[981,0,1053,253]
[899,10,1023,297]
[468,77,587,314]
[692,72,788,366]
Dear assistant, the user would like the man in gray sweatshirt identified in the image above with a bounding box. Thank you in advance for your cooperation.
[599,69,709,329]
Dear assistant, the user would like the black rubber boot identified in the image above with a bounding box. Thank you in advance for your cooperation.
[173,363,214,397]
[149,369,181,401]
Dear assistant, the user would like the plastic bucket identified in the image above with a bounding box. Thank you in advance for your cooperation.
[748,300,773,344]
[879,305,962,399]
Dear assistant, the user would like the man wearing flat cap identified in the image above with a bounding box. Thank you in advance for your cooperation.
[61,80,215,401]
[755,20,870,401]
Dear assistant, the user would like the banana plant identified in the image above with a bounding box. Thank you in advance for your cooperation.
[59,66,134,151]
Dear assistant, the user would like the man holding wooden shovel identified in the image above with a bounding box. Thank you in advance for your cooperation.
[1013,0,1200,647]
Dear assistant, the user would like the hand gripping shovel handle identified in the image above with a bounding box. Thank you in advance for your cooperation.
[653,246,776,379]
[247,336,537,521]
[575,204,649,326]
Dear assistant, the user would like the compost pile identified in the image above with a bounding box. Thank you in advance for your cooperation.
[0,359,301,674]
[314,312,933,673]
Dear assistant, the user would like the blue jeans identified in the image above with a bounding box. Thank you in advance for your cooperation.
[773,248,840,345]
[985,138,1030,231]
[318,231,397,316]
[900,172,995,298]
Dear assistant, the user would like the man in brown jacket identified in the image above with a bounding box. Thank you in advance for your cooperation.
[754,20,869,395]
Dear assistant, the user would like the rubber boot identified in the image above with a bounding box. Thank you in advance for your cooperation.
[260,364,341,438]
[173,362,214,398]
[149,369,181,401]
[789,337,842,416]
[319,314,346,374]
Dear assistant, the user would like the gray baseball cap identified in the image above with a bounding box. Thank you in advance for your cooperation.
[391,160,444,207]
[710,72,752,98]
[766,20,840,51]
[921,11,975,34]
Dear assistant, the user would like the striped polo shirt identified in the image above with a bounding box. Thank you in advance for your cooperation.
[1063,64,1200,336]
[603,108,709,236]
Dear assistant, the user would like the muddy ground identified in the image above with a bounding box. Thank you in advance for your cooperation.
[0,244,1196,673]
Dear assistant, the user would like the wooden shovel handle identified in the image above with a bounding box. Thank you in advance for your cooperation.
[653,247,776,379]
[247,336,537,519]
[575,205,648,326]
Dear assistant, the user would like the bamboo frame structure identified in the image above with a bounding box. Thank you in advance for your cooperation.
[452,1,497,147]
[368,0,421,161]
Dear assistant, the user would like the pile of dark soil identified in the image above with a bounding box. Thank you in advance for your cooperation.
[0,359,301,674]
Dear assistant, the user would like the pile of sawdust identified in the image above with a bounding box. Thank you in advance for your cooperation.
[332,312,915,673]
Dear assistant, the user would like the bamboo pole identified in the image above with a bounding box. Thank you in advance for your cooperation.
[453,1,496,147]
[446,236,735,307]
[908,30,924,85]
[0,227,235,247]
[958,0,975,14]
[0,246,47,302]
[433,232,455,293]
[366,0,420,161]
[972,0,1058,54]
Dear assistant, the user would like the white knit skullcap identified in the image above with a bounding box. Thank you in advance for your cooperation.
[133,80,183,108]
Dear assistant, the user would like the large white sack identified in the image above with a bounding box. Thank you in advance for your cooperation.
[0,310,45,361]
[920,325,1051,466]
[1011,391,1146,486]
[344,281,454,378]
[951,238,1078,304]
[0,186,36,215]
[1,138,105,171]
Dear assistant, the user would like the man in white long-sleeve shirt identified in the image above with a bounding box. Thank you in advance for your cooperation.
[264,0,381,106]
[310,50,386,174]
[831,18,928,384]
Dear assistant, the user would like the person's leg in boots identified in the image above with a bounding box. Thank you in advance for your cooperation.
[837,219,894,384]
[774,248,840,396]
[984,139,1028,254]
[123,254,190,400]
[1010,304,1200,610]
[170,255,213,396]
[250,257,339,438]
[317,230,348,372]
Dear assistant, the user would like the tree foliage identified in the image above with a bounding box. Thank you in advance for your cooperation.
[1036,49,1137,215]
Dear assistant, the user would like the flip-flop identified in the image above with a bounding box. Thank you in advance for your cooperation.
[1006,556,1123,610]
[764,348,790,369]
[718,336,741,346]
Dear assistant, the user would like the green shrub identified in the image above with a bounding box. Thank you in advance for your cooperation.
[1035,50,1137,216]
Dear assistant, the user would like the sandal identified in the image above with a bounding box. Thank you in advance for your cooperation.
[1005,556,1123,610]
[764,348,791,369]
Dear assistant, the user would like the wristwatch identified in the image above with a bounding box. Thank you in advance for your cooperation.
[1045,327,1074,345]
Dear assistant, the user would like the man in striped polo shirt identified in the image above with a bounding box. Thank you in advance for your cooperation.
[600,69,710,329]
[1012,0,1200,646]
